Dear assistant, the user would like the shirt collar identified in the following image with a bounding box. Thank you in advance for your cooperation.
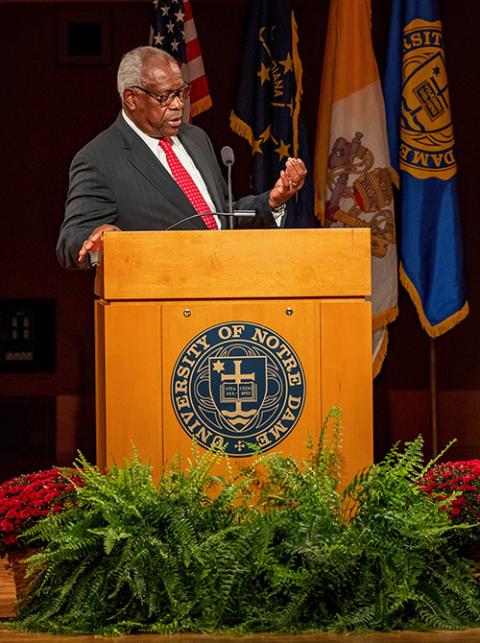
[121,110,180,154]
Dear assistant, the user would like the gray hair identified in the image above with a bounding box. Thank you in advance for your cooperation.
[117,46,178,98]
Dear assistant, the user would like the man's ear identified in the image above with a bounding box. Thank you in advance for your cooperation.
[123,88,137,111]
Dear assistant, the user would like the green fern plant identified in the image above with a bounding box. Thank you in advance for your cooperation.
[9,409,480,635]
[15,449,247,634]
[337,437,480,631]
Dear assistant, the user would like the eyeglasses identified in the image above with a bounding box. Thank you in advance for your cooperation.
[131,83,191,107]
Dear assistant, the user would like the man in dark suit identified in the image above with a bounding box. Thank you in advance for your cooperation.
[56,46,307,269]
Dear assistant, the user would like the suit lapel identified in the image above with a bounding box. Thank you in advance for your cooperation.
[114,115,207,230]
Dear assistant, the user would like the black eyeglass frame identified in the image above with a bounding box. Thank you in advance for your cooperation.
[130,83,191,106]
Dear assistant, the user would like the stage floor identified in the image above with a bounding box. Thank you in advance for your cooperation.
[3,629,480,642]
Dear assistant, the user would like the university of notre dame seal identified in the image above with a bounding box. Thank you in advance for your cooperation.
[171,322,305,457]
[400,18,456,180]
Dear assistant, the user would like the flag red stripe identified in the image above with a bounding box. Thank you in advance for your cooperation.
[183,0,193,21]
[186,38,201,61]
[190,75,209,103]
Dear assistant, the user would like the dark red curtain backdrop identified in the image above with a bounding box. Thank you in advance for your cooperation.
[0,1,479,473]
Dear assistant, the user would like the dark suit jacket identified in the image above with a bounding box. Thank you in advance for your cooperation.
[56,113,272,269]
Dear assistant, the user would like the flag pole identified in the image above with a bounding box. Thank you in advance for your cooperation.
[429,337,439,457]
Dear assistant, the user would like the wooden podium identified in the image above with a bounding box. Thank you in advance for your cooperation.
[94,228,373,484]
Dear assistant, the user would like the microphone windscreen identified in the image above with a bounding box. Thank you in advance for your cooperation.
[221,146,235,167]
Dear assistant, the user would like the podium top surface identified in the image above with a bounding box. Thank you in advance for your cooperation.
[94,228,371,301]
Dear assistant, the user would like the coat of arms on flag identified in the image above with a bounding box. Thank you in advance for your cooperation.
[314,0,398,376]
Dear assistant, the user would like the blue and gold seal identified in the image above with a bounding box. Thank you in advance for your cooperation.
[171,322,305,456]
[400,18,456,180]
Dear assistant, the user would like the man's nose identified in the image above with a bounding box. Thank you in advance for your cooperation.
[169,93,185,108]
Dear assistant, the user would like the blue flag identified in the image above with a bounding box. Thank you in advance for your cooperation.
[384,0,468,336]
[230,0,316,228]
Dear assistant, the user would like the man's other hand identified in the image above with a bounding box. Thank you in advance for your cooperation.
[78,224,121,263]
[268,157,307,208]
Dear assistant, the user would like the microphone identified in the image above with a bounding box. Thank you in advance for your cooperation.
[221,146,235,167]
[165,210,255,231]
[221,146,235,229]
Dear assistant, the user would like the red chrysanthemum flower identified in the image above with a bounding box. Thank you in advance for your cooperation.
[419,460,480,524]
[0,467,85,555]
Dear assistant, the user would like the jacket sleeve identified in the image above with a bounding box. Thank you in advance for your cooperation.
[56,152,118,270]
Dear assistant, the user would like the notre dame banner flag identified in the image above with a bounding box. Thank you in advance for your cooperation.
[230,0,315,228]
[384,0,468,336]
[314,0,398,377]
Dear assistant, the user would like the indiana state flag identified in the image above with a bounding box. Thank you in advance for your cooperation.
[384,0,469,336]
[230,0,315,228]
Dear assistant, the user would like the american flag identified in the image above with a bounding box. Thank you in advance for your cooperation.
[151,0,212,120]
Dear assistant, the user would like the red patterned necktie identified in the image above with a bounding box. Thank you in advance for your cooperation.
[159,137,218,230]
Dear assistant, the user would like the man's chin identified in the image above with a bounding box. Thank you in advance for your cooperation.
[162,119,183,137]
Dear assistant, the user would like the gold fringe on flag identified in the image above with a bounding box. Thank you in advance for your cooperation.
[229,112,255,148]
[372,305,399,332]
[389,166,400,190]
[190,95,212,119]
[372,329,389,379]
[399,264,469,338]
[291,11,303,158]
